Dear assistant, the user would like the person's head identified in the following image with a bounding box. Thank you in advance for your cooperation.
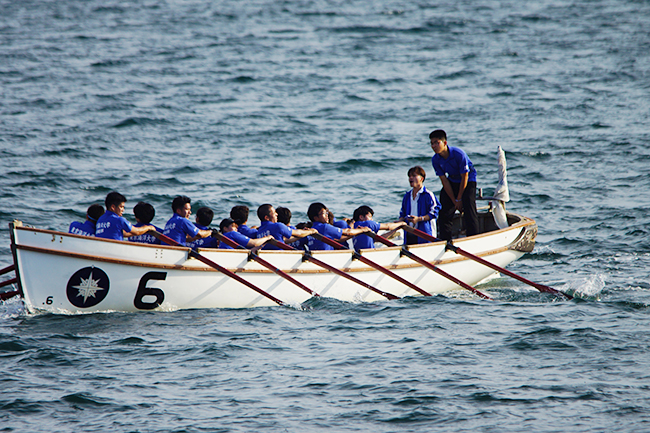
[230,205,249,226]
[172,195,192,218]
[276,207,292,225]
[133,202,155,224]
[196,207,214,227]
[219,218,237,233]
[307,202,329,223]
[87,204,105,222]
[429,129,448,154]
[257,204,277,223]
[105,192,127,216]
[407,166,426,190]
[353,205,374,222]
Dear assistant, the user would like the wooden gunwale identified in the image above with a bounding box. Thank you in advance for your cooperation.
[14,242,514,275]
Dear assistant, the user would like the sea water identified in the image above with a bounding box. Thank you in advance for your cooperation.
[1,0,649,431]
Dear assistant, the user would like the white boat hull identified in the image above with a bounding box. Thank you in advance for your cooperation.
[9,212,537,314]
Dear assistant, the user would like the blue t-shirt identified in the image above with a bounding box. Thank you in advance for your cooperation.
[307,222,343,251]
[95,211,133,241]
[257,221,293,250]
[69,220,96,237]
[432,146,477,183]
[219,231,250,249]
[238,224,258,238]
[163,213,200,246]
[187,224,218,249]
[352,220,381,251]
[128,223,162,245]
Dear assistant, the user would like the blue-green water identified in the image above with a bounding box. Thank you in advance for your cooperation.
[1,0,650,431]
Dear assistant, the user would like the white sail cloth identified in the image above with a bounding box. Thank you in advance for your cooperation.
[491,146,510,229]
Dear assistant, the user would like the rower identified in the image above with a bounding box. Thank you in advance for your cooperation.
[162,195,212,246]
[352,205,406,251]
[397,166,441,245]
[96,192,156,241]
[128,202,163,245]
[218,218,272,249]
[306,202,371,250]
[256,204,317,250]
[69,203,105,237]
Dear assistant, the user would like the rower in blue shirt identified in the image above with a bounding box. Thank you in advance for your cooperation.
[306,202,371,251]
[128,202,163,245]
[430,129,479,240]
[230,205,258,239]
[95,192,156,241]
[187,207,218,249]
[218,218,273,249]
[352,205,406,251]
[69,204,105,237]
[256,204,316,250]
[163,195,212,246]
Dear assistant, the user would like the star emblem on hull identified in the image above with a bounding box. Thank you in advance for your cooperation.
[66,267,110,308]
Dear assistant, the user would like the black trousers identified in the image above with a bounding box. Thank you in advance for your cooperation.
[437,181,479,241]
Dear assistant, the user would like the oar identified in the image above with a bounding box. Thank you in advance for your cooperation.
[151,232,286,307]
[366,232,492,300]
[0,278,17,290]
[0,288,20,301]
[211,232,320,298]
[0,264,15,276]
[402,225,572,300]
[311,233,432,297]
[267,238,400,301]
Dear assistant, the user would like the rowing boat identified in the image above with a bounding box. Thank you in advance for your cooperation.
[6,209,537,314]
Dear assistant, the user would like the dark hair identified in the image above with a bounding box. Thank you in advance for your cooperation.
[296,222,312,230]
[133,202,155,224]
[87,204,105,222]
[429,129,447,141]
[105,191,127,209]
[353,205,374,221]
[257,204,273,222]
[407,165,426,180]
[196,207,214,227]
[307,202,327,222]
[276,207,291,225]
[219,218,236,232]
[230,205,249,225]
[171,195,191,213]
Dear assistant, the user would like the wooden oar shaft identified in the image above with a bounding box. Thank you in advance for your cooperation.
[402,226,571,300]
[212,232,320,297]
[152,232,286,306]
[311,233,429,296]
[367,232,491,300]
[0,289,20,301]
[0,277,17,289]
[0,264,15,276]
[268,238,399,301]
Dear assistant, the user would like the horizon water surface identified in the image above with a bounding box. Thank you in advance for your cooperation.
[1,0,650,431]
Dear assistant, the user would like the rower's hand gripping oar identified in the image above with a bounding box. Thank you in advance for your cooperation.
[267,237,400,301]
[365,232,492,300]
[211,231,320,298]
[151,231,287,307]
[311,233,432,297]
[401,226,572,300]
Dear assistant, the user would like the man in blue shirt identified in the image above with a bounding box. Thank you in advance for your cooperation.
[306,203,371,251]
[163,195,212,246]
[218,218,273,249]
[96,192,156,241]
[256,204,317,250]
[398,165,441,245]
[188,207,218,249]
[128,202,163,245]
[230,205,258,238]
[352,205,406,251]
[69,204,105,237]
[430,129,479,240]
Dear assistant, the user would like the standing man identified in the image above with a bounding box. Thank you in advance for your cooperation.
[430,129,479,240]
